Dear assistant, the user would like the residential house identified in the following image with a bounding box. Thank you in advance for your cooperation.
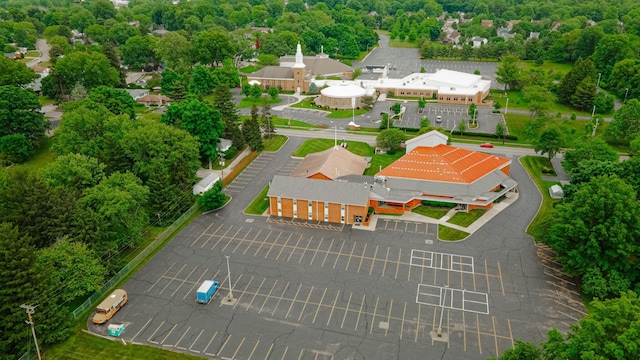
[471,36,488,48]
[481,19,493,28]
[136,94,171,107]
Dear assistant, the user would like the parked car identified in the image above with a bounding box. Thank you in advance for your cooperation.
[480,143,494,148]
[436,115,442,123]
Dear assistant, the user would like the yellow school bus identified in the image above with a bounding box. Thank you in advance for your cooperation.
[93,289,128,324]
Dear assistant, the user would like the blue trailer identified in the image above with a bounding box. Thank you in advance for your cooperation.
[196,280,219,304]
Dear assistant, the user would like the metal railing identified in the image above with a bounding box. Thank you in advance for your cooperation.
[71,204,199,319]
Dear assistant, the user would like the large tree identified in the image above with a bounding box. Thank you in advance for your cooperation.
[543,291,640,359]
[557,58,596,105]
[120,119,200,220]
[606,99,640,145]
[0,86,48,163]
[377,128,405,150]
[562,138,618,173]
[547,175,640,298]
[243,105,264,151]
[53,51,120,96]
[43,153,106,191]
[0,223,72,356]
[155,32,192,73]
[0,56,38,87]
[120,35,155,70]
[36,238,106,302]
[77,171,150,260]
[534,127,563,160]
[161,97,224,166]
[496,55,523,91]
[188,65,214,98]
[191,30,234,66]
[88,86,137,119]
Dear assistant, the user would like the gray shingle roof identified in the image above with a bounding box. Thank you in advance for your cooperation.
[248,66,294,79]
[280,56,353,76]
[268,175,370,206]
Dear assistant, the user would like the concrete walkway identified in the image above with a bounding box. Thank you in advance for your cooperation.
[356,192,519,238]
[195,147,253,183]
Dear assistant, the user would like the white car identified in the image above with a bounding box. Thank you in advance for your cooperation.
[436,115,442,123]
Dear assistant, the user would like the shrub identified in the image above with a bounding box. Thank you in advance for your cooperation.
[224,146,238,160]
[421,200,456,208]
[197,181,227,211]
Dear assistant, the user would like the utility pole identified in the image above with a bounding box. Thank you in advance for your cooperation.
[624,88,629,103]
[20,304,42,360]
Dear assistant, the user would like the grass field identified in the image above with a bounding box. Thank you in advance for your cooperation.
[412,205,449,219]
[239,65,261,73]
[39,96,56,106]
[506,113,609,147]
[447,209,487,227]
[365,152,404,176]
[438,225,469,241]
[376,30,419,48]
[245,185,270,215]
[237,96,282,108]
[14,138,54,172]
[520,156,561,240]
[293,139,373,157]
[43,325,202,359]
[263,134,287,152]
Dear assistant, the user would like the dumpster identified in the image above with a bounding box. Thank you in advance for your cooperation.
[196,280,220,304]
[107,323,125,337]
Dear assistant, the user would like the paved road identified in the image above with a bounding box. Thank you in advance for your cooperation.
[26,38,49,68]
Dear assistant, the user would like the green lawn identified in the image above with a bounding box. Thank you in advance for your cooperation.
[519,61,573,78]
[14,138,54,172]
[506,113,609,147]
[365,152,404,176]
[39,96,56,106]
[438,225,469,241]
[291,96,371,118]
[271,117,318,129]
[412,205,449,219]
[237,96,282,108]
[239,65,261,73]
[26,50,39,57]
[245,185,270,215]
[447,209,487,227]
[43,329,203,360]
[376,30,419,48]
[326,108,370,119]
[520,156,561,240]
[263,134,287,152]
[293,139,374,157]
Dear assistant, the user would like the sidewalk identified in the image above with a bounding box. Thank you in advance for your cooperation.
[355,192,519,239]
[195,147,252,183]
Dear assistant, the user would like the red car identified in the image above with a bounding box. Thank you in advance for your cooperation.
[480,143,494,148]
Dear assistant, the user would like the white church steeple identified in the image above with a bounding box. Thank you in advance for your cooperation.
[293,42,305,68]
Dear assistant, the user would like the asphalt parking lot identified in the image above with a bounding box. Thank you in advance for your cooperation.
[91,138,586,359]
[354,47,499,88]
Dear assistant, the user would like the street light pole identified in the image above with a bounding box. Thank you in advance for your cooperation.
[225,255,233,302]
[597,73,601,87]
[505,94,509,115]
[624,88,629,103]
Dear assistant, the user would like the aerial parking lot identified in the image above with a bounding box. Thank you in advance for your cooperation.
[91,141,586,359]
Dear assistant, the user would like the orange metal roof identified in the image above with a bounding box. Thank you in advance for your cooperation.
[376,144,510,184]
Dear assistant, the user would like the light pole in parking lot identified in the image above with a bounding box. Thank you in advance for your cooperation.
[223,255,236,305]
[437,285,449,337]
[504,93,509,115]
